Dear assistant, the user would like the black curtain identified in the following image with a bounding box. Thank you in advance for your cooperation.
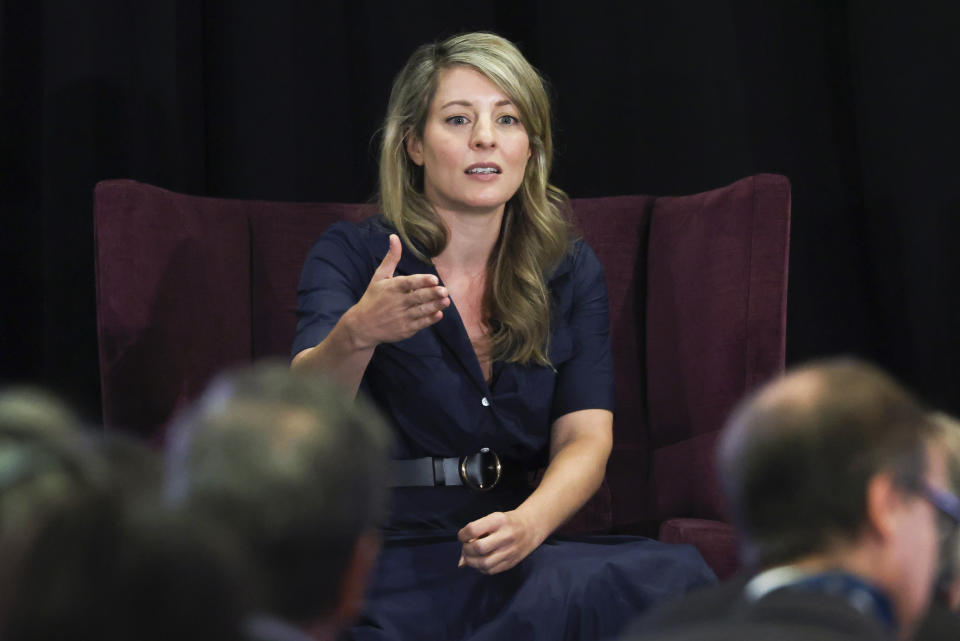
[2,0,958,422]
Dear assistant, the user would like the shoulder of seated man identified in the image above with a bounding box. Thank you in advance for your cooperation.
[623,574,749,636]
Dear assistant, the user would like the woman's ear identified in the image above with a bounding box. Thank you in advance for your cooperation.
[406,133,424,167]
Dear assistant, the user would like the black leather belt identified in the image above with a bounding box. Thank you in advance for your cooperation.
[392,448,503,491]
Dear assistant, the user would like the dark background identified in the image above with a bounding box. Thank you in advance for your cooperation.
[2,0,958,423]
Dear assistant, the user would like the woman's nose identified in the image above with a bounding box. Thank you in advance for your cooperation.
[471,117,496,149]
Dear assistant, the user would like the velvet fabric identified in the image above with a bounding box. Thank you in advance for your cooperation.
[93,174,790,575]
[94,181,253,433]
[657,518,741,581]
[569,195,655,533]
[247,203,375,359]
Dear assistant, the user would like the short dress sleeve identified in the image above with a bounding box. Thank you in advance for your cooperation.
[291,221,381,358]
[549,240,616,422]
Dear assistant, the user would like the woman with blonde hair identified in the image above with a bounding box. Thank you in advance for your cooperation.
[293,32,714,640]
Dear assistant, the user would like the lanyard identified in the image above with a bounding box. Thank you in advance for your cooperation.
[744,566,897,635]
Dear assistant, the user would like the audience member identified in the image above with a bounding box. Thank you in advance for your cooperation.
[0,385,80,439]
[623,358,958,641]
[0,386,100,606]
[1,386,252,641]
[930,412,960,609]
[2,492,252,641]
[164,362,392,641]
[913,412,960,639]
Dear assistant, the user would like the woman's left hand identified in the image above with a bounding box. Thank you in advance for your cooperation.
[457,509,545,574]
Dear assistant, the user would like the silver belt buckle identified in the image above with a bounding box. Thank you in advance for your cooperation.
[459,447,502,491]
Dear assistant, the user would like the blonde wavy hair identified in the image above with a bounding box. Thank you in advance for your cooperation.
[379,32,570,366]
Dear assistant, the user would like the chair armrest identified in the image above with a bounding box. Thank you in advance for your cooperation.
[658,517,741,580]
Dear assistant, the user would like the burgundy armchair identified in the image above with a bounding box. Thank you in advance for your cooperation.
[94,174,790,578]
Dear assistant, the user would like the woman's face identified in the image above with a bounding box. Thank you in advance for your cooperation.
[406,65,531,217]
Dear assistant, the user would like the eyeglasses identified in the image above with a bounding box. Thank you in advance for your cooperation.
[924,483,960,540]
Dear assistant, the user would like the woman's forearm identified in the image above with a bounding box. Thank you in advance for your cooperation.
[290,307,376,397]
[513,409,613,543]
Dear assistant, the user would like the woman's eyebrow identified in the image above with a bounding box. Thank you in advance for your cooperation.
[440,99,514,109]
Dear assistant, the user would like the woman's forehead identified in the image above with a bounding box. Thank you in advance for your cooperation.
[431,66,513,107]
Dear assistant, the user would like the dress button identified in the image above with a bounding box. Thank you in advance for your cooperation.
[481,397,490,407]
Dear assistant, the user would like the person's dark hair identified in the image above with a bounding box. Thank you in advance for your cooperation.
[2,493,251,641]
[718,357,935,568]
[1,387,245,640]
[92,428,164,497]
[164,361,392,624]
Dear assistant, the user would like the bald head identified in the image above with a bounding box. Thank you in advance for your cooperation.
[718,358,934,567]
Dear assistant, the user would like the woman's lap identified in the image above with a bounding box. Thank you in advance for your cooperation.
[346,535,716,641]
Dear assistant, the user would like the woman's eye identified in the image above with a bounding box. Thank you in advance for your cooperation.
[446,116,468,125]
[498,115,520,125]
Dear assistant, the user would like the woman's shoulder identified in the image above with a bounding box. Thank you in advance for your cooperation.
[317,213,392,242]
[549,236,603,283]
[298,215,397,284]
[307,214,394,256]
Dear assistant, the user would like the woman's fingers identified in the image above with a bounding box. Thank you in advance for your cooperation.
[462,531,509,559]
[414,295,450,316]
[458,513,510,561]
[357,236,451,342]
[410,310,444,331]
[395,279,449,323]
[402,284,448,307]
[461,547,514,574]
[411,303,447,323]
[479,552,518,575]
[460,533,518,574]
[456,511,535,574]
[394,273,441,295]
[371,234,403,281]
[458,512,503,543]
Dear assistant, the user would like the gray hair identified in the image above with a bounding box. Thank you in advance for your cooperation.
[0,386,101,544]
[164,362,392,623]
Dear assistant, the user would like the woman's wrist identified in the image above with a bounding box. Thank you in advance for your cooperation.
[338,305,377,352]
[511,502,552,548]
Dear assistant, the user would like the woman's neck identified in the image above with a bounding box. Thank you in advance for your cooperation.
[432,204,504,273]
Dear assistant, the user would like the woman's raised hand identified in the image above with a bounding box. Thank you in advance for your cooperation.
[343,234,450,349]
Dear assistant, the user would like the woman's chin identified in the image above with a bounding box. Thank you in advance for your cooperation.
[461,189,524,212]
[431,199,510,217]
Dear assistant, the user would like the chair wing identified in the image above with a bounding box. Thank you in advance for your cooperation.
[93,179,373,436]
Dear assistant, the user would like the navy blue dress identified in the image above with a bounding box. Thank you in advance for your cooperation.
[293,217,715,640]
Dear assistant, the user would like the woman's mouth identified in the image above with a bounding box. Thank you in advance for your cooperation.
[465,164,501,175]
